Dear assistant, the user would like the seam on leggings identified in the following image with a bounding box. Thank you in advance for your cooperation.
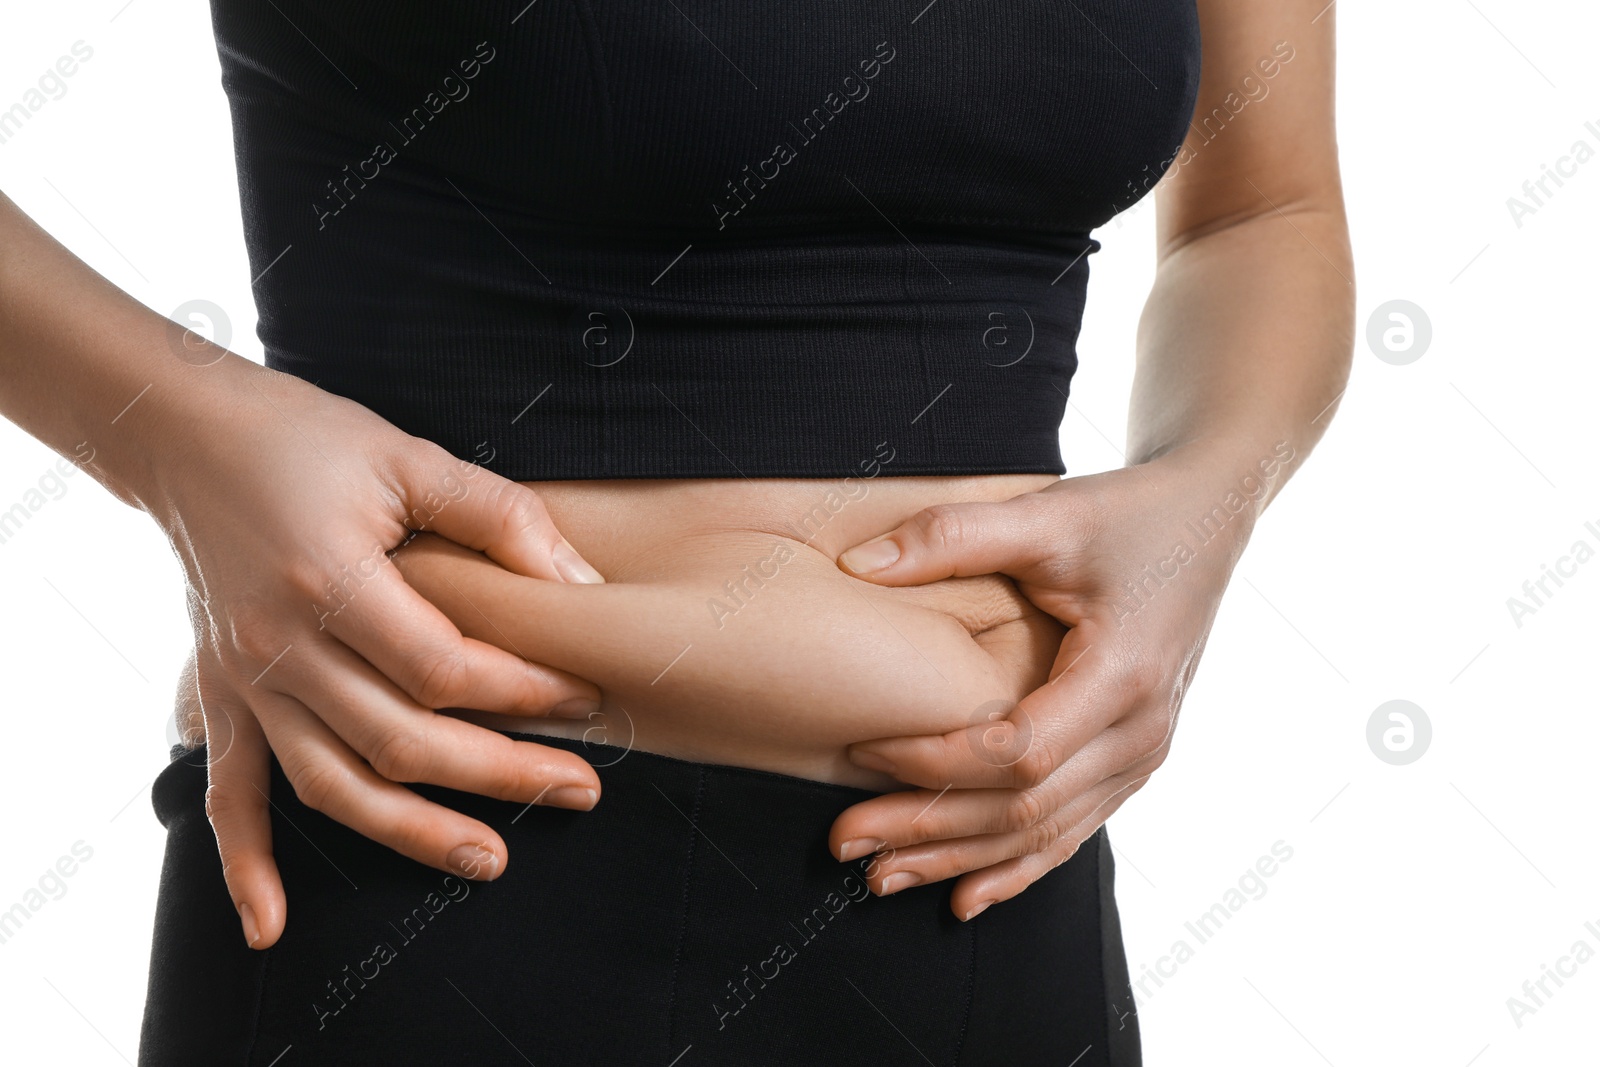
[242,929,272,1064]
[1097,828,1139,1067]
[242,765,277,1065]
[663,765,707,1056]
[1097,830,1112,1066]
[950,914,978,1066]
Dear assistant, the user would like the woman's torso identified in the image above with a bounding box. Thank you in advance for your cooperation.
[208,2,1201,783]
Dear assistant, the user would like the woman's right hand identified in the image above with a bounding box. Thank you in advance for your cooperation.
[152,352,608,950]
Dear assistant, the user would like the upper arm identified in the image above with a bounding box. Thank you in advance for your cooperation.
[1155,0,1344,253]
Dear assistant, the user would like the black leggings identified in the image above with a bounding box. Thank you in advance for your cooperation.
[140,732,1141,1065]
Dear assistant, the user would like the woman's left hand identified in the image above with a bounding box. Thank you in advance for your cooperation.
[827,442,1287,920]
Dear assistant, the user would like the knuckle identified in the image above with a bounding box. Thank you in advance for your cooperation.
[1052,838,1084,869]
[1023,815,1065,856]
[915,504,966,554]
[408,649,471,708]
[1012,741,1057,789]
[287,758,348,812]
[202,783,247,827]
[498,487,548,533]
[406,438,452,470]
[368,727,433,781]
[373,447,422,510]
[499,756,559,803]
[228,607,284,668]
[1073,493,1109,545]
[283,554,333,603]
[380,810,442,860]
[1002,789,1048,833]
[1121,659,1165,699]
[1134,712,1175,754]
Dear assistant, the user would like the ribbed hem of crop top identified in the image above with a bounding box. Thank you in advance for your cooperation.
[263,217,1098,480]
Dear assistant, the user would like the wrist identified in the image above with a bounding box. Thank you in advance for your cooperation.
[0,197,255,514]
[1131,438,1291,558]
[84,344,262,523]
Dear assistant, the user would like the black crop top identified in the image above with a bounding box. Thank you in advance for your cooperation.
[208,1,1201,479]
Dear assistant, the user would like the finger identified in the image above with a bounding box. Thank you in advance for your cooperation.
[399,451,603,584]
[830,730,1146,856]
[196,668,286,949]
[319,564,601,717]
[848,625,1117,790]
[858,771,1150,903]
[836,497,1052,585]
[255,632,601,807]
[252,687,525,880]
[851,643,1100,793]
[949,778,1148,921]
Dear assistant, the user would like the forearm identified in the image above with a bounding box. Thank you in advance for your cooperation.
[1128,204,1355,520]
[0,188,245,510]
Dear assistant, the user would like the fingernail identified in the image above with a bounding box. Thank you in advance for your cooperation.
[839,838,888,862]
[238,902,261,947]
[545,785,599,810]
[879,870,923,895]
[964,899,996,921]
[552,540,605,584]
[839,538,901,575]
[549,696,602,719]
[448,843,500,879]
[849,749,896,776]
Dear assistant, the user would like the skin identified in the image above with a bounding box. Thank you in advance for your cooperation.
[0,0,1351,944]
[380,476,1068,787]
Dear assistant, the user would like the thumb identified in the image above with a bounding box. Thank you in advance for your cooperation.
[402,449,604,585]
[837,498,1047,585]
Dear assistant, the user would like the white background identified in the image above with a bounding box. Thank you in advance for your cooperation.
[1,1,1595,1063]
